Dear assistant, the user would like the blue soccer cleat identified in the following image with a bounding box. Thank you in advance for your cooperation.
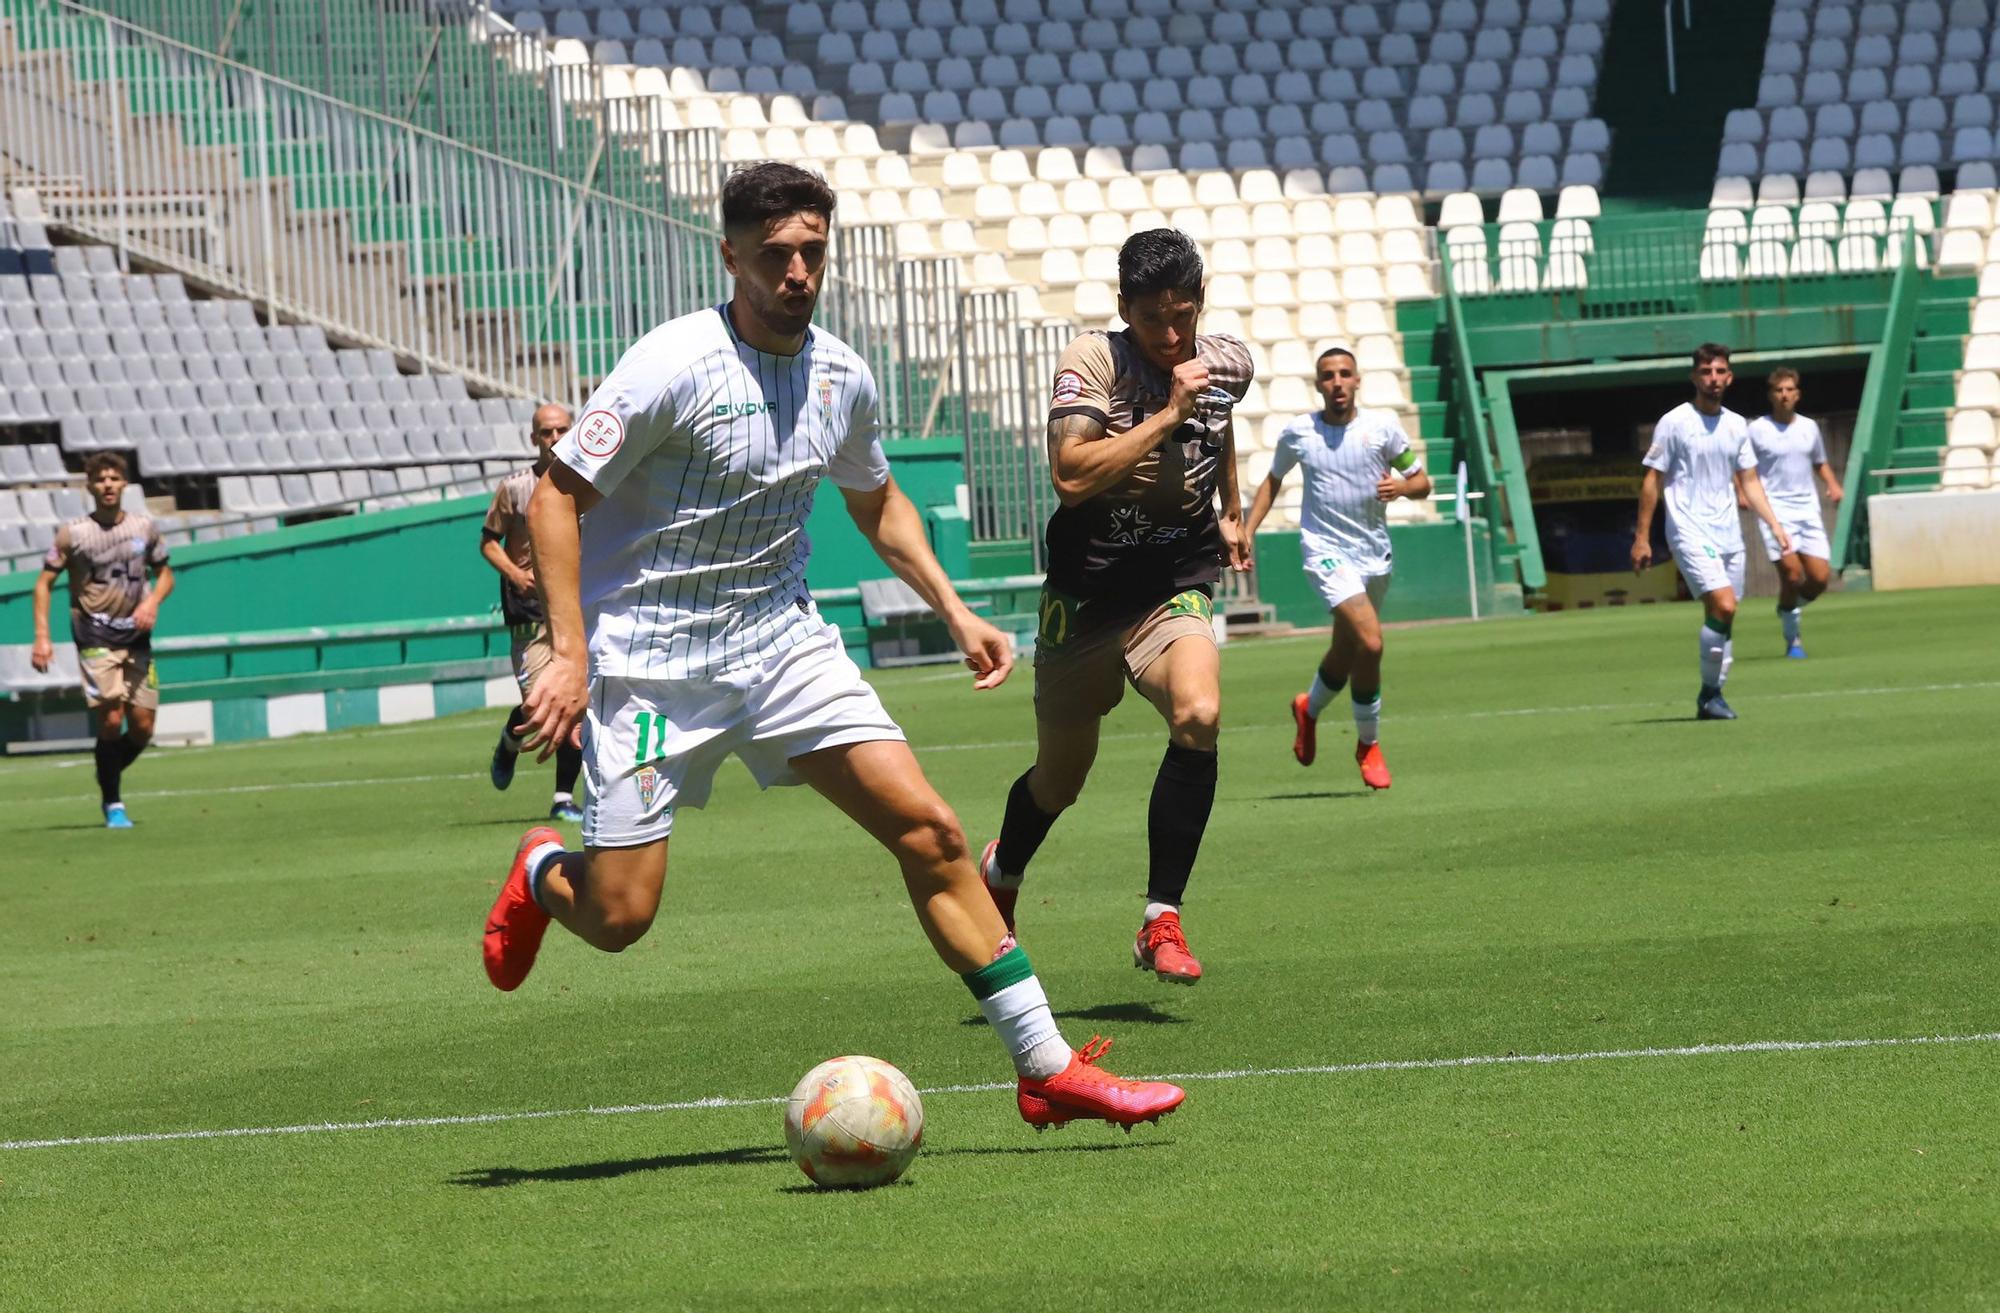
[1786,642,1808,660]
[1697,690,1738,721]
[490,740,517,792]
[104,802,134,829]
[549,799,584,824]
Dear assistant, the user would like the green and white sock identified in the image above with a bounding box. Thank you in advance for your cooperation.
[1351,688,1381,745]
[1699,618,1732,691]
[1306,669,1344,717]
[962,944,1070,1079]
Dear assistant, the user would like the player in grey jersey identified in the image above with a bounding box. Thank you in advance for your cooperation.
[480,163,1184,1131]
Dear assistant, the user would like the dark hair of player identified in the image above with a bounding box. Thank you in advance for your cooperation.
[1117,229,1204,302]
[1692,342,1732,368]
[1316,345,1357,367]
[1767,365,1800,387]
[83,451,129,479]
[720,162,836,235]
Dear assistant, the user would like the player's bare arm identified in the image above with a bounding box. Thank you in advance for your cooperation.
[520,460,602,761]
[841,476,1013,690]
[1048,358,1209,505]
[28,566,57,672]
[1819,461,1844,504]
[1243,470,1284,538]
[1632,468,1663,571]
[130,562,174,633]
[1735,468,1791,554]
[1376,465,1432,503]
[480,533,534,593]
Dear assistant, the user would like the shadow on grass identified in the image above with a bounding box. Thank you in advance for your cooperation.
[451,1145,786,1188]
[1620,716,1702,725]
[1255,789,1369,801]
[775,1139,1171,1192]
[962,1000,1185,1028]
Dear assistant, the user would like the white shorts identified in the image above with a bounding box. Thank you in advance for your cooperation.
[1304,551,1391,611]
[581,620,905,848]
[1669,532,1747,599]
[1757,508,1829,562]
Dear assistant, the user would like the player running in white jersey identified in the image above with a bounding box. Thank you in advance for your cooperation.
[481,163,1182,1131]
[1245,347,1431,790]
[1744,367,1843,658]
[1631,344,1791,721]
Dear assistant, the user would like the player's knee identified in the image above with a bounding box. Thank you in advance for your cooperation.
[1356,630,1384,660]
[590,905,656,953]
[1779,559,1804,587]
[97,710,125,739]
[1169,697,1221,749]
[1710,596,1737,624]
[896,801,967,871]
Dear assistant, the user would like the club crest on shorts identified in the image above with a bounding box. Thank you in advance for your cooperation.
[635,764,660,811]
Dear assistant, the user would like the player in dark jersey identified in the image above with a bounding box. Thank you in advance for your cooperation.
[978,229,1254,984]
[480,402,582,823]
[30,452,174,828]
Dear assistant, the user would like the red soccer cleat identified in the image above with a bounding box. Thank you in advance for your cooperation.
[1017,1036,1185,1130]
[1356,740,1392,791]
[979,838,1018,933]
[1291,692,1317,766]
[483,826,559,991]
[1134,909,1202,984]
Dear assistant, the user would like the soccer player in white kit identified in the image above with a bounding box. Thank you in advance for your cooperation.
[480,163,1183,1131]
[1631,344,1792,721]
[1745,367,1843,658]
[1245,346,1431,790]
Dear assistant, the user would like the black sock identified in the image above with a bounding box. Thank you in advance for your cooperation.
[1146,743,1218,906]
[1317,658,1347,696]
[95,739,123,809]
[500,705,528,753]
[119,735,145,769]
[555,742,582,795]
[994,768,1061,879]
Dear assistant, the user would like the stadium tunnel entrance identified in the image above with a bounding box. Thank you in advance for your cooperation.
[1490,351,1870,612]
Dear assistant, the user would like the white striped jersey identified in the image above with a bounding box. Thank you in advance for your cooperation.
[1745,413,1828,515]
[1270,408,1421,575]
[553,304,889,679]
[1643,402,1757,551]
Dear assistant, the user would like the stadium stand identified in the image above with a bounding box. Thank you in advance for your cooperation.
[1723,0,2000,496]
[0,193,539,575]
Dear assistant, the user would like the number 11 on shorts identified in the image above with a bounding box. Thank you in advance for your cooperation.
[632,708,668,765]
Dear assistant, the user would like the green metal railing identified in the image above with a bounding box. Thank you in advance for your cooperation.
[1438,257,1541,588]
[1832,229,1923,571]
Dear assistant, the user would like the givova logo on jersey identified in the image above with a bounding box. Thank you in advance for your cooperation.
[713,401,779,418]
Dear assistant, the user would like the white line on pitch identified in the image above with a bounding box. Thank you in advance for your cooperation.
[5,1030,1995,1153]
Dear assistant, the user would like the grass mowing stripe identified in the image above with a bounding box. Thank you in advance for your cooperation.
[9,1030,1995,1153]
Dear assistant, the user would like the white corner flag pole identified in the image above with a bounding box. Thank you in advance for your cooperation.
[1458,460,1480,621]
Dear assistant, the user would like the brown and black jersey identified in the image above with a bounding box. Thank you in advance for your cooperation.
[1043,328,1254,603]
[482,466,545,626]
[44,512,169,650]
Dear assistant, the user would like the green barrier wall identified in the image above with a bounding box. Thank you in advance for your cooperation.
[1,445,974,651]
[1253,519,1507,629]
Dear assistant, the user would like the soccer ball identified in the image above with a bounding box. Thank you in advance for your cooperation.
[784,1055,924,1189]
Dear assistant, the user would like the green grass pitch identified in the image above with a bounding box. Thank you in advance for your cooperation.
[3,587,1996,1310]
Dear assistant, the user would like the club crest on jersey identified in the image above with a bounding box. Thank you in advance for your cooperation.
[817,371,834,421]
[713,401,779,418]
[576,409,624,458]
[1051,370,1086,404]
[635,765,660,811]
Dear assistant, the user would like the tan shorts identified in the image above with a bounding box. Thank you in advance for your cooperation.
[510,622,555,698]
[79,647,159,710]
[1033,585,1215,720]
